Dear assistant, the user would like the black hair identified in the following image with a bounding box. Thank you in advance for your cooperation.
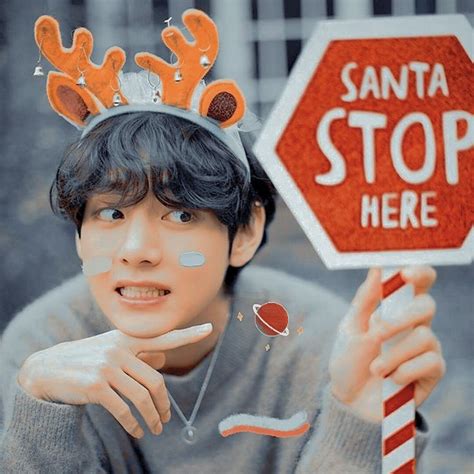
[50,112,277,296]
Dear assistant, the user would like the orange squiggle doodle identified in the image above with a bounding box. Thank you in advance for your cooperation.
[218,411,310,438]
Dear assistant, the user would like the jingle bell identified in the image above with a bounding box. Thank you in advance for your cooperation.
[112,92,122,107]
[33,65,44,77]
[174,69,183,83]
[152,89,161,103]
[200,54,211,68]
[76,73,86,88]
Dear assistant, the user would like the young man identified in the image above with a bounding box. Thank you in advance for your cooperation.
[0,10,445,473]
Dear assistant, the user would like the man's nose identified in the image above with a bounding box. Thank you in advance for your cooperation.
[117,214,162,266]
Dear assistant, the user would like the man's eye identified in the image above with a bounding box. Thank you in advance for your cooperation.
[166,210,194,224]
[97,208,124,221]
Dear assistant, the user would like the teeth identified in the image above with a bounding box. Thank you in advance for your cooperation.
[119,287,169,298]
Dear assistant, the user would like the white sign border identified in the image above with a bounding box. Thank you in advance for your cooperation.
[254,14,473,269]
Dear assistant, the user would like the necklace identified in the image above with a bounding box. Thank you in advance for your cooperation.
[167,321,227,444]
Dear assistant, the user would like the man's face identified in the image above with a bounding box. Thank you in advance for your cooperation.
[78,190,231,338]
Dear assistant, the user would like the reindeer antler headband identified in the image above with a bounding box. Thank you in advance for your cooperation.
[34,9,252,174]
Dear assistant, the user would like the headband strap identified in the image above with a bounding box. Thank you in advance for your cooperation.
[81,103,250,176]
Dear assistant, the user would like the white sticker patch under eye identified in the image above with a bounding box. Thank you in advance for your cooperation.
[179,251,206,267]
[82,256,113,276]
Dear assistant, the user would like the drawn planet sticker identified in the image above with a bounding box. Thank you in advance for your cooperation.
[253,302,290,337]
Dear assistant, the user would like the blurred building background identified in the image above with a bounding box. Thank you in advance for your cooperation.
[0,0,472,472]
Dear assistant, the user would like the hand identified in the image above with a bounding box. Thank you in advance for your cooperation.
[17,323,213,438]
[328,266,445,422]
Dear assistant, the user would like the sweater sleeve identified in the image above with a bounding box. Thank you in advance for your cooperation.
[0,276,119,473]
[0,352,110,473]
[295,385,430,473]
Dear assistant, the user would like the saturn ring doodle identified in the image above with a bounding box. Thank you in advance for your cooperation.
[253,302,290,337]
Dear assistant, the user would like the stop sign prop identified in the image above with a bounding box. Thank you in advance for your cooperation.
[254,14,472,474]
[254,15,473,269]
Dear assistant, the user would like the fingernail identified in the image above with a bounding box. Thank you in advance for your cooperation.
[153,422,162,435]
[197,323,213,334]
[135,427,144,438]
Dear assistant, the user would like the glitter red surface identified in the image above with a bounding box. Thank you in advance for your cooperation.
[255,302,289,337]
[276,36,473,252]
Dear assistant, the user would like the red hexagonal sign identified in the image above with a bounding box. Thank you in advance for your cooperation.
[254,15,473,269]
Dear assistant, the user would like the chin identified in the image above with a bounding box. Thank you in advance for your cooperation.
[114,319,171,339]
[97,297,176,338]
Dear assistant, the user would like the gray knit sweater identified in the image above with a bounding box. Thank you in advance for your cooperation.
[0,265,429,473]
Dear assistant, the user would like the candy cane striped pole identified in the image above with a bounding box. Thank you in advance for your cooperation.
[381,270,416,474]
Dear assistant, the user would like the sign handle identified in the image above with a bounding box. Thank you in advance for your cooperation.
[381,269,416,474]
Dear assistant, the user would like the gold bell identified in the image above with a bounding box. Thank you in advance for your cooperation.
[76,73,86,88]
[174,69,183,83]
[112,92,122,107]
[200,54,211,68]
[33,65,44,76]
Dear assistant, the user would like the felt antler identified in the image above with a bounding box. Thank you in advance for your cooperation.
[35,9,245,130]
[34,15,126,125]
[135,9,218,109]
[136,9,245,127]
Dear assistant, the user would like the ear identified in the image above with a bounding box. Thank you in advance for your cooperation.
[47,72,100,127]
[199,80,245,128]
[229,202,266,267]
[75,231,83,260]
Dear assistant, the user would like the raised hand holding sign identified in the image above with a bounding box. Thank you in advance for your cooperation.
[254,14,472,474]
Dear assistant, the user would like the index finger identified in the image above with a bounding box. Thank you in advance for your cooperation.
[126,323,213,354]
[349,268,382,333]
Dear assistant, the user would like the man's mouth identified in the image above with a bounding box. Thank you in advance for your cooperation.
[116,286,171,299]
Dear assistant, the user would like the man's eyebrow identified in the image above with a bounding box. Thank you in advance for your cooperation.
[89,194,123,205]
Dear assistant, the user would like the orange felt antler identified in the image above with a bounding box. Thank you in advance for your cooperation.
[34,15,126,109]
[135,9,218,109]
[35,9,246,129]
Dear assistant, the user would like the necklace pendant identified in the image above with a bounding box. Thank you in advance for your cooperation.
[181,425,198,444]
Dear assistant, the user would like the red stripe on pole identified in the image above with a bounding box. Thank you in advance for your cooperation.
[382,271,406,298]
[392,458,416,474]
[384,383,415,417]
[381,271,415,472]
[383,420,415,455]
